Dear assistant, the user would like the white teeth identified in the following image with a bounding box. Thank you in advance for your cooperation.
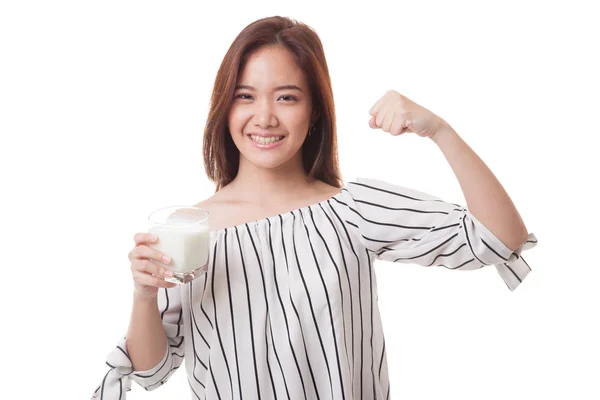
[250,135,284,145]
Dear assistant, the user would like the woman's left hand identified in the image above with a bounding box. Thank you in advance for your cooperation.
[368,90,449,140]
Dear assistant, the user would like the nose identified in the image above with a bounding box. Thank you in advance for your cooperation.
[252,100,278,129]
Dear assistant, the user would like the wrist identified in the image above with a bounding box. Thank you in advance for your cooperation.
[133,290,159,306]
[430,123,457,145]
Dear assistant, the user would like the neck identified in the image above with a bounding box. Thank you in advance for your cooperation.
[228,154,316,205]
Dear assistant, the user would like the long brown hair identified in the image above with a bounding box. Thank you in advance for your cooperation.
[202,16,342,191]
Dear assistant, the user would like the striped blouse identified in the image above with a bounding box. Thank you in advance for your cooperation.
[92,177,537,400]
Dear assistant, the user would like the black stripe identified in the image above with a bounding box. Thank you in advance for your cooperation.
[461,215,486,265]
[354,198,449,215]
[194,352,207,369]
[200,261,214,329]
[426,243,468,266]
[188,280,210,387]
[188,377,202,399]
[211,237,234,398]
[172,336,184,349]
[346,220,359,229]
[224,229,243,398]
[116,346,132,365]
[133,349,170,378]
[367,251,376,400]
[503,262,522,283]
[299,208,339,400]
[379,337,386,379]
[431,223,460,232]
[358,244,364,399]
[245,224,279,397]
[160,288,169,321]
[392,233,459,263]
[437,258,476,270]
[189,262,210,389]
[327,201,357,383]
[309,206,347,399]
[270,217,309,400]
[235,226,262,399]
[283,214,320,399]
[332,197,432,230]
[266,307,291,400]
[209,355,222,400]
[482,238,509,261]
[99,369,110,400]
[364,235,410,244]
[175,307,182,338]
[291,210,334,399]
[321,202,354,378]
[349,181,432,202]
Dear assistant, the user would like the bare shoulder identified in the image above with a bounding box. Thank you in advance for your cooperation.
[192,191,236,231]
[191,180,342,232]
[313,179,343,199]
[193,196,214,211]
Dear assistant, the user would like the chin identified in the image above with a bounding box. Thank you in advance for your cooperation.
[241,146,302,171]
[244,155,293,170]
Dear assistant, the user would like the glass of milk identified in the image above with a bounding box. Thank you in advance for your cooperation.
[147,206,210,284]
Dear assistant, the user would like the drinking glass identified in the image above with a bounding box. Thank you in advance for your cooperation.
[147,206,210,284]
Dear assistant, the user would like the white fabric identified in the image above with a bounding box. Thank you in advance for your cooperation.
[92,177,537,399]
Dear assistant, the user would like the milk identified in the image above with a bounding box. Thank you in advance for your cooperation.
[148,209,210,277]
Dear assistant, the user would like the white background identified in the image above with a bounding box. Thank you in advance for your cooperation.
[1,0,598,399]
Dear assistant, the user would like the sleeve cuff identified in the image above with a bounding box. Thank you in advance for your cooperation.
[129,344,174,390]
[495,232,537,291]
[467,213,538,291]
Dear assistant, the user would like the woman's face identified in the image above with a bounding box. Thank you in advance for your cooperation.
[228,45,314,171]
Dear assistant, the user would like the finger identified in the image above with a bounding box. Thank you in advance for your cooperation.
[134,232,158,246]
[132,259,174,278]
[130,245,171,265]
[369,115,378,129]
[401,119,412,134]
[132,270,178,289]
[382,111,394,132]
[369,94,386,116]
[375,109,387,128]
[390,114,406,135]
[400,114,412,134]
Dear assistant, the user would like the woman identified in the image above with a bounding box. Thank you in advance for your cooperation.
[93,16,537,399]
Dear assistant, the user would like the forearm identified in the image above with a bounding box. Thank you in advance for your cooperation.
[431,125,529,251]
[125,293,169,371]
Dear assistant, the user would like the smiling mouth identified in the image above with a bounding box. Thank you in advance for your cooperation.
[248,135,285,145]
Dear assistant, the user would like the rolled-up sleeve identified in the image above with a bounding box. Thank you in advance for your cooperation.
[344,177,538,291]
[91,285,185,399]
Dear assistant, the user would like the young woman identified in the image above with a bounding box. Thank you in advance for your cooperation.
[93,16,537,400]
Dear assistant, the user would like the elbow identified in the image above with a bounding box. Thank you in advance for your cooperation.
[507,230,529,252]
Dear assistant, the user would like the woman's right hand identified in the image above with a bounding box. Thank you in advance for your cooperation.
[129,233,177,299]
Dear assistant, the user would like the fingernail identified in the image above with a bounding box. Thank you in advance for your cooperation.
[161,255,171,264]
[150,234,158,241]
[164,269,173,277]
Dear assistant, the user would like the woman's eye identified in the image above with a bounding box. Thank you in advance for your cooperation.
[234,94,297,101]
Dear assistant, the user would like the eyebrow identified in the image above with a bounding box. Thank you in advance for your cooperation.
[234,84,304,93]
